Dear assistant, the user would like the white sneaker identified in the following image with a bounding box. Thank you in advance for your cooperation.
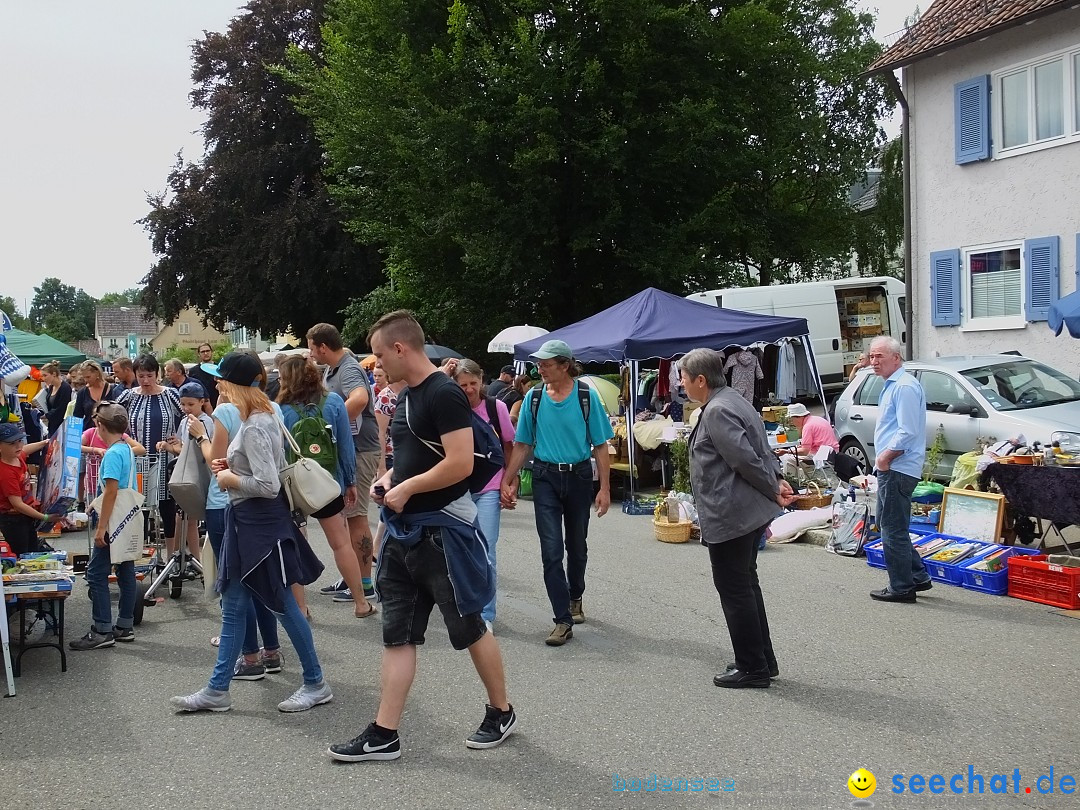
[277,681,333,713]
[170,687,232,712]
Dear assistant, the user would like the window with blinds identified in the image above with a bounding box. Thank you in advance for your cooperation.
[968,248,1022,319]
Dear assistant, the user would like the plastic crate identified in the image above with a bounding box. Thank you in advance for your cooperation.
[621,496,660,517]
[960,546,1040,595]
[1007,554,1080,609]
[864,532,930,570]
[908,523,939,536]
[920,534,991,585]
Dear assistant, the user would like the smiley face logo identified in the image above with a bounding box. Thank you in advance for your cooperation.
[848,768,876,798]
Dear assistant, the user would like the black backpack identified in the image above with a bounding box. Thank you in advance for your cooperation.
[528,380,593,446]
[405,392,505,493]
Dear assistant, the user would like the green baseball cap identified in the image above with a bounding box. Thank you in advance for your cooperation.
[529,339,573,361]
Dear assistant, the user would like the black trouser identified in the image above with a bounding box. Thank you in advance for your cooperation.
[707,525,775,675]
[0,513,42,556]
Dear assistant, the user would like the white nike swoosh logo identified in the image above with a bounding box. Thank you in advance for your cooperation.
[499,719,513,733]
[363,740,395,753]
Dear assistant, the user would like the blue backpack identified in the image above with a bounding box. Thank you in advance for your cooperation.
[404,393,505,493]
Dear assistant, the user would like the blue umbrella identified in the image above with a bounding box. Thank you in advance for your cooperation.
[1048,289,1080,337]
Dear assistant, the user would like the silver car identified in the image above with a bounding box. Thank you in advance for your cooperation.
[833,355,1080,479]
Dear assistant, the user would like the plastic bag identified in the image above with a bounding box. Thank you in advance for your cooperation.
[826,500,871,556]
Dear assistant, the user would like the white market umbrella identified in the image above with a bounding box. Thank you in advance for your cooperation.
[487,324,548,354]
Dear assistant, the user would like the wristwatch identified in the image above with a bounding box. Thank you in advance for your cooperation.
[196,435,206,445]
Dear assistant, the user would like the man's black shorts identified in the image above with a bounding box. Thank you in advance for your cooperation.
[377,526,486,651]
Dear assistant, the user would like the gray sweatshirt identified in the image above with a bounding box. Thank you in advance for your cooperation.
[226,410,284,504]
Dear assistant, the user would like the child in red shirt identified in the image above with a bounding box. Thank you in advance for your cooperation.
[0,423,51,556]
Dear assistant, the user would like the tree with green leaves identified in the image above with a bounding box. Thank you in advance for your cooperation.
[29,277,96,343]
[0,297,31,331]
[853,137,903,278]
[288,0,889,357]
[140,0,381,340]
[97,288,144,308]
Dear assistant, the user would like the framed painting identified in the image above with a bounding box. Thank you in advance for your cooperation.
[938,488,1005,544]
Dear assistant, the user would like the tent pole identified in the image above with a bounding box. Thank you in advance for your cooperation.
[627,360,638,501]
[800,334,830,423]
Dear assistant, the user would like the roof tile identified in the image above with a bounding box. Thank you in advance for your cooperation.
[868,0,1070,73]
[95,306,159,337]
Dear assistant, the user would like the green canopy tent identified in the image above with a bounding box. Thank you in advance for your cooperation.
[3,329,87,369]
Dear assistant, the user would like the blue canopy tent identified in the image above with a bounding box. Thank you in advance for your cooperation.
[514,287,822,497]
[1048,289,1080,338]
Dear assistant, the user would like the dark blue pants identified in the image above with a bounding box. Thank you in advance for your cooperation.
[531,462,594,626]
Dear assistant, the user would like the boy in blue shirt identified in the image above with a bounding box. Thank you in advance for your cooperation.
[71,403,140,650]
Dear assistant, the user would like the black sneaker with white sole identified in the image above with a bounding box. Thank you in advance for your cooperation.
[328,723,401,762]
[319,579,348,596]
[466,704,517,749]
[69,629,115,651]
[112,627,135,643]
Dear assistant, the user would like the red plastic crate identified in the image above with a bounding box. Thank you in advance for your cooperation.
[1007,554,1080,610]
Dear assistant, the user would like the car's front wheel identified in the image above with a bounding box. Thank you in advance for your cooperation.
[840,438,869,471]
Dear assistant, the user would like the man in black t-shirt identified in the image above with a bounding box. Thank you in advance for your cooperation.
[487,365,514,399]
[328,310,516,763]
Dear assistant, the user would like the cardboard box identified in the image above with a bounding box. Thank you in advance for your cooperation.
[845,314,882,328]
[844,364,856,377]
[843,351,861,365]
[851,326,883,337]
[854,301,881,314]
[37,418,82,521]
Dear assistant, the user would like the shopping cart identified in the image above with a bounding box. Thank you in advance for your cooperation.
[140,451,204,603]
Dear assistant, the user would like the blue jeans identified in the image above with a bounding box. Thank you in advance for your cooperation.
[86,544,136,633]
[205,508,226,561]
[876,469,928,593]
[531,462,594,626]
[209,578,322,691]
[472,489,501,623]
[206,507,279,653]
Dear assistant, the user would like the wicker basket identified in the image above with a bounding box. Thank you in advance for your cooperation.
[793,482,832,510]
[653,518,693,543]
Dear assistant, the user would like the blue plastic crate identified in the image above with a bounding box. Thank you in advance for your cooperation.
[621,496,659,517]
[864,540,885,569]
[960,545,1041,595]
[920,535,995,585]
[908,522,939,535]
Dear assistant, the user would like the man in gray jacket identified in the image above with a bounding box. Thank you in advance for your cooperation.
[681,348,795,689]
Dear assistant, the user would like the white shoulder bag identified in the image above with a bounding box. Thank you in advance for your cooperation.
[278,419,340,516]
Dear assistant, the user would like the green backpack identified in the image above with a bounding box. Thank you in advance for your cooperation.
[288,396,338,474]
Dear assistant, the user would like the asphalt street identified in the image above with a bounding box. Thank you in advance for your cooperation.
[3,500,1078,810]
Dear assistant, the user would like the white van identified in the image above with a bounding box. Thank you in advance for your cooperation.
[686,276,906,391]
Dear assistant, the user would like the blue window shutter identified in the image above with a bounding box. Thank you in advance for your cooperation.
[930,249,962,326]
[955,76,990,164]
[1024,236,1059,322]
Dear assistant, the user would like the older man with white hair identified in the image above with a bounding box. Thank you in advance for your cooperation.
[868,335,931,603]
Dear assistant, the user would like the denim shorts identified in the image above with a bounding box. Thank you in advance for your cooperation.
[377,527,486,651]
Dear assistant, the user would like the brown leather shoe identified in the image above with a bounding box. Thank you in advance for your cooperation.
[545,623,573,646]
[569,599,585,624]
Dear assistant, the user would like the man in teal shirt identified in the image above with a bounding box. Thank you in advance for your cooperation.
[501,340,614,645]
[869,336,931,602]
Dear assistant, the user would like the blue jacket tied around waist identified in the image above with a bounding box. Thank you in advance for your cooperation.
[379,495,495,616]
[219,491,325,614]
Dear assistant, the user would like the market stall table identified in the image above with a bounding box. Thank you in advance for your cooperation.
[979,462,1078,554]
[9,590,69,676]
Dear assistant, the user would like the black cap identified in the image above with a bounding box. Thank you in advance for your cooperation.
[500,365,515,375]
[202,352,263,387]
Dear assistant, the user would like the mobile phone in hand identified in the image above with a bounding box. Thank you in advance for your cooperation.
[374,484,386,498]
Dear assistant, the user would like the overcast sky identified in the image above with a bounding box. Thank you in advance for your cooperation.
[0,0,914,319]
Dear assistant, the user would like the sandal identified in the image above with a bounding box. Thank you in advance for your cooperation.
[355,602,378,619]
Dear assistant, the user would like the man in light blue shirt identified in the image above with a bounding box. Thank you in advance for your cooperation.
[870,336,931,602]
[501,340,614,646]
